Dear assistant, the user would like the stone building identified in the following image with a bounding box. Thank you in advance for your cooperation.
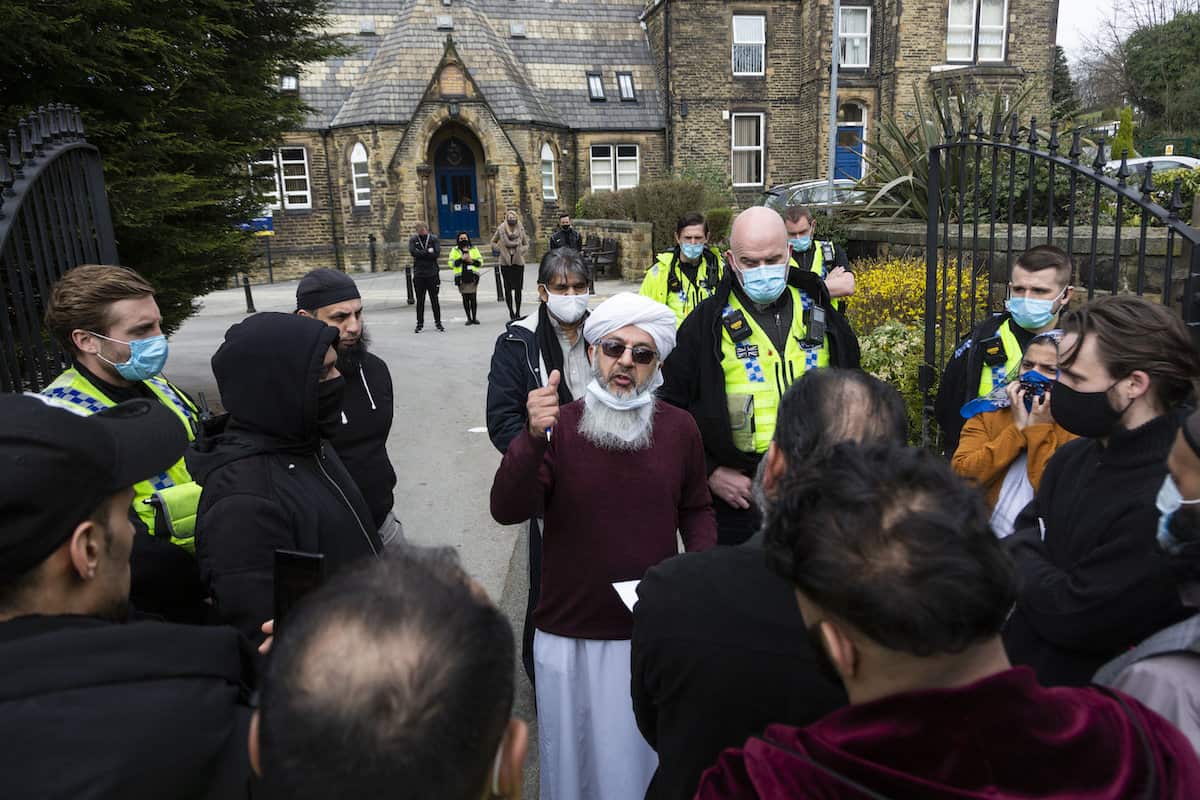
[255,0,1056,278]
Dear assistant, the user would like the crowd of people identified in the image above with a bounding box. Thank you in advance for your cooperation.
[2,203,1200,800]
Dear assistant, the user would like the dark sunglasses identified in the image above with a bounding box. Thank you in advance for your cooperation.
[598,339,658,365]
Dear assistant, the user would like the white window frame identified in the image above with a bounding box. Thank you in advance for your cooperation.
[541,143,557,201]
[589,144,640,192]
[251,150,282,212]
[731,113,765,188]
[617,72,636,102]
[590,145,614,192]
[616,144,640,190]
[250,147,312,211]
[946,0,1007,64]
[732,15,766,77]
[280,74,299,92]
[350,142,371,207]
[587,72,606,101]
[839,7,871,68]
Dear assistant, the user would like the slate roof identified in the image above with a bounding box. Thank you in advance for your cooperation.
[298,0,664,131]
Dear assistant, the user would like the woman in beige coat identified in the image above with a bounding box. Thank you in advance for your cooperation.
[492,210,529,320]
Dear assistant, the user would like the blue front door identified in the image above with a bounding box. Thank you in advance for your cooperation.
[835,125,865,180]
[434,138,480,239]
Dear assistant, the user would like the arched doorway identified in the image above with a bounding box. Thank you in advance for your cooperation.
[434,136,480,239]
[835,103,867,180]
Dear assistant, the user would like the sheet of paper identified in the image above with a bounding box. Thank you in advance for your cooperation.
[612,580,641,612]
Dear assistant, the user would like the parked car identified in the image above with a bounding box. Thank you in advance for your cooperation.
[760,178,868,212]
[1102,155,1200,175]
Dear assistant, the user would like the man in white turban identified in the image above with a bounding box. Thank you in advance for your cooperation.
[491,292,716,800]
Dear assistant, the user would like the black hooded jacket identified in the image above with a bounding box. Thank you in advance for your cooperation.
[0,614,254,800]
[188,313,381,644]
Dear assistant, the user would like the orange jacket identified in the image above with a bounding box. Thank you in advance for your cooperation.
[951,408,1077,509]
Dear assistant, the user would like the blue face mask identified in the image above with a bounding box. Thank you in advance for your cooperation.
[1156,474,1200,553]
[789,236,812,253]
[1006,289,1065,331]
[90,331,169,382]
[739,263,789,304]
[680,242,705,261]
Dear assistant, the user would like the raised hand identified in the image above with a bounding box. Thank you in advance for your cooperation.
[527,369,562,437]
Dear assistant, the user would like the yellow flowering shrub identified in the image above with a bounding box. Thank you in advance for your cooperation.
[859,322,928,444]
[846,256,990,335]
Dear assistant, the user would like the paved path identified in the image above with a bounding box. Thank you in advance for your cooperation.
[169,264,638,798]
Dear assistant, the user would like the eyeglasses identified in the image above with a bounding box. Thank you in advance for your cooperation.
[598,339,658,365]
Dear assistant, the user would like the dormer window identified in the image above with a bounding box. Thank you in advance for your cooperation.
[587,73,606,101]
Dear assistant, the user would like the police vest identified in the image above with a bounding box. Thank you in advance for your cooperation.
[788,240,837,278]
[639,246,724,327]
[449,246,484,276]
[42,368,203,550]
[720,288,831,454]
[975,319,1024,398]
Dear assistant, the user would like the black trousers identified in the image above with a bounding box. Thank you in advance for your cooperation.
[414,275,440,326]
[522,517,542,687]
[460,292,478,321]
[501,264,524,318]
[713,497,761,546]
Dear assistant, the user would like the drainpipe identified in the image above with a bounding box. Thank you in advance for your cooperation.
[664,0,673,172]
[321,128,344,271]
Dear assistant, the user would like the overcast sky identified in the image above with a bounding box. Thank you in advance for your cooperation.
[1056,0,1114,63]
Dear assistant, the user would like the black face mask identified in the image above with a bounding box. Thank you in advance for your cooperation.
[1051,379,1130,438]
[316,375,346,438]
[458,240,469,249]
[806,621,843,688]
[561,223,571,230]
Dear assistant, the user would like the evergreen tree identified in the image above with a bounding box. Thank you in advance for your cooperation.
[1111,107,1137,162]
[0,0,348,331]
[1051,46,1079,120]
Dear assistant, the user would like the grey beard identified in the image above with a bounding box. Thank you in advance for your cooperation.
[579,392,656,451]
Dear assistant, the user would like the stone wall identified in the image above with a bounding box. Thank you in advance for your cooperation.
[573,219,654,281]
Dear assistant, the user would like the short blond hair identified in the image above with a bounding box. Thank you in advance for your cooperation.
[44,264,155,352]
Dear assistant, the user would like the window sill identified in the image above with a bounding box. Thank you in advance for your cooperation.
[733,74,766,79]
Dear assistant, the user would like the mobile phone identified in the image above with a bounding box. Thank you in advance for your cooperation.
[273,550,325,633]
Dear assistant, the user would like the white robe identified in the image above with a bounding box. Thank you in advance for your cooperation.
[534,630,658,800]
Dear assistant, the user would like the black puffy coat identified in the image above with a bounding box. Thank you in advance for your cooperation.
[188,313,381,644]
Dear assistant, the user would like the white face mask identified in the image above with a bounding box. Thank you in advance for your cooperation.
[544,291,590,324]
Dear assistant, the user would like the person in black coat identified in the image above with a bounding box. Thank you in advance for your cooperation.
[409,221,443,332]
[1004,296,1200,686]
[0,394,255,800]
[296,269,399,539]
[548,212,583,252]
[631,369,905,800]
[661,207,860,545]
[485,248,592,685]
[189,313,382,646]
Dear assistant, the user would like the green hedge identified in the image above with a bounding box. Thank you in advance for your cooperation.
[576,178,732,252]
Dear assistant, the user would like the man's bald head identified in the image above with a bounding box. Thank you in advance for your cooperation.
[728,207,790,271]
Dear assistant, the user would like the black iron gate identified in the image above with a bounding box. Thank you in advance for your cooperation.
[921,114,1200,448]
[0,104,117,393]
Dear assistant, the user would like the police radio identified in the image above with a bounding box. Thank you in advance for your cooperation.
[802,306,826,347]
[978,334,1007,367]
[722,308,753,343]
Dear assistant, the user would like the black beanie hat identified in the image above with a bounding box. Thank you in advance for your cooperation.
[296,268,360,311]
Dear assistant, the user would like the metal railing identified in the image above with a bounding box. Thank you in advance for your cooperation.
[0,104,117,393]
[921,114,1200,447]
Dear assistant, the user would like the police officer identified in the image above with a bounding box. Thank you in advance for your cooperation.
[934,244,1074,456]
[640,212,725,327]
[782,205,855,301]
[42,264,206,622]
[450,232,485,325]
[662,207,860,545]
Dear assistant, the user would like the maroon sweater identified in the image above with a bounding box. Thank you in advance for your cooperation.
[491,399,717,639]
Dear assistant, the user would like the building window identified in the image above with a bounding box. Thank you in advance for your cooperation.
[617,72,637,101]
[541,143,557,201]
[587,72,606,101]
[616,145,639,190]
[732,15,765,76]
[589,144,640,192]
[350,143,370,207]
[280,74,299,92]
[947,0,1007,63]
[840,7,871,68]
[251,147,312,211]
[731,113,764,187]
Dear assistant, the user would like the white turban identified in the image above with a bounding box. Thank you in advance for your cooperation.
[583,292,677,361]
